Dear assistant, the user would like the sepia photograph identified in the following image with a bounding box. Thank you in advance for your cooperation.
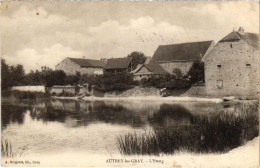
[0,1,259,167]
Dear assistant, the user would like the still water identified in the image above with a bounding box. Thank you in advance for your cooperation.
[1,98,249,156]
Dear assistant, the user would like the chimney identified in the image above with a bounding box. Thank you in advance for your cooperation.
[238,27,245,35]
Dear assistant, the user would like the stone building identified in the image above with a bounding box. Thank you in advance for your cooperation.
[131,64,168,81]
[55,57,105,75]
[149,41,215,75]
[104,57,133,74]
[204,28,259,99]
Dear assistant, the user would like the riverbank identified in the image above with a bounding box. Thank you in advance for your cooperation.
[52,95,223,103]
[2,136,258,167]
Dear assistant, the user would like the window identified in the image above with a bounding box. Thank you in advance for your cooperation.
[217,80,223,89]
[246,64,251,68]
[217,65,221,68]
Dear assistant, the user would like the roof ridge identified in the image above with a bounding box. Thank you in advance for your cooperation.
[158,40,213,47]
[233,31,243,40]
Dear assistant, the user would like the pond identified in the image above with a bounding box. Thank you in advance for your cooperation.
[1,98,258,157]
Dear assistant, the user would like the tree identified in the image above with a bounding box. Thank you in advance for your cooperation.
[65,71,81,85]
[187,60,205,84]
[44,70,67,87]
[9,64,26,86]
[172,68,183,79]
[127,51,147,70]
[1,59,11,90]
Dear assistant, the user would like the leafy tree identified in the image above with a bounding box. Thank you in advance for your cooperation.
[172,68,183,79]
[65,71,81,85]
[44,70,67,87]
[25,70,45,85]
[9,64,26,86]
[127,51,147,69]
[1,59,11,90]
[187,60,205,84]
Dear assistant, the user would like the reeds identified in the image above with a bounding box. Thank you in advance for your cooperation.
[1,138,14,158]
[118,102,259,155]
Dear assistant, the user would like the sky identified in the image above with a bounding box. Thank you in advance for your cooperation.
[0,1,259,73]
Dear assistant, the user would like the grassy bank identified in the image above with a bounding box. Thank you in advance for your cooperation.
[1,90,51,99]
[117,102,259,155]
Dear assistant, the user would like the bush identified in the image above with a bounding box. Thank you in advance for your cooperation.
[187,60,204,84]
[80,72,136,93]
[141,74,191,90]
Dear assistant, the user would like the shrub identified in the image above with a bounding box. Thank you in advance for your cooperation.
[187,60,204,84]
[80,73,136,93]
[172,68,183,79]
[141,74,191,90]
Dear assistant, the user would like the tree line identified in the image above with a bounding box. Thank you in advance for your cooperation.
[1,53,204,92]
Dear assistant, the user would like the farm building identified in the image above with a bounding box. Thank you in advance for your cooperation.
[204,27,260,99]
[131,64,168,81]
[149,40,215,75]
[55,57,105,75]
[104,57,133,74]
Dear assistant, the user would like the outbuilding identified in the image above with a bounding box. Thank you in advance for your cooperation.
[55,57,105,75]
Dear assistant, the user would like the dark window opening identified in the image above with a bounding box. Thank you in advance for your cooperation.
[246,64,251,68]
[217,65,221,68]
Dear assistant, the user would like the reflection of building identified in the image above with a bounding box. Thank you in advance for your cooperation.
[204,28,260,98]
[149,41,215,75]
[51,100,95,113]
[55,57,105,75]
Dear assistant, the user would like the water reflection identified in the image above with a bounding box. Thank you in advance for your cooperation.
[2,99,199,130]
[1,104,28,128]
[148,104,193,129]
[2,98,257,156]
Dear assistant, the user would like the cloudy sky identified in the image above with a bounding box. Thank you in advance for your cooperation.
[1,1,259,72]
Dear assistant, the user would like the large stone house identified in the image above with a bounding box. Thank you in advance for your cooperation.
[104,57,133,74]
[204,27,259,99]
[149,40,215,75]
[55,57,105,75]
[131,64,168,81]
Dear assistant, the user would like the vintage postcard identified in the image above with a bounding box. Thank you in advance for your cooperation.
[0,1,259,167]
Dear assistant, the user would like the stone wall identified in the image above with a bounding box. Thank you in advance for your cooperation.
[204,40,259,99]
[55,58,103,75]
[160,61,193,75]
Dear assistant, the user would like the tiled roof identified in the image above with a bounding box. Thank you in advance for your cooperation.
[131,64,143,73]
[144,57,152,64]
[150,41,214,63]
[69,58,105,68]
[220,31,259,49]
[104,57,131,70]
[134,64,168,75]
